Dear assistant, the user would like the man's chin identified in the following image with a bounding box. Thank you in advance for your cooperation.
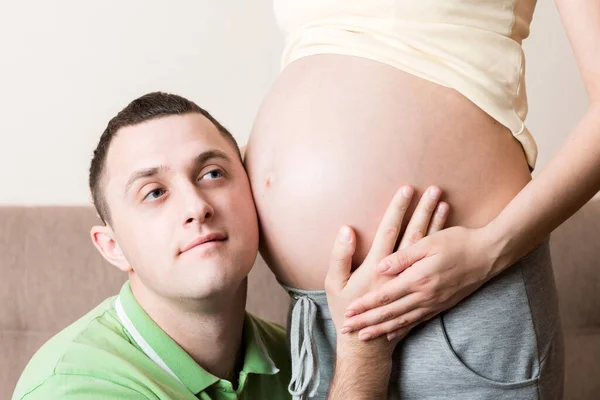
[179,265,246,297]
[182,278,248,311]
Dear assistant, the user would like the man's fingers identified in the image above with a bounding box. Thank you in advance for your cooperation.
[325,226,357,293]
[426,202,449,235]
[398,186,442,250]
[368,186,414,260]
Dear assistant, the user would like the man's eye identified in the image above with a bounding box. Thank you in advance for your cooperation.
[143,188,165,202]
[201,169,223,180]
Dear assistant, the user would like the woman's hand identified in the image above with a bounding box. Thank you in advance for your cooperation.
[341,224,499,341]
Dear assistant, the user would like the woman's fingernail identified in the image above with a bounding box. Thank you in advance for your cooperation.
[387,332,398,341]
[341,327,351,334]
[359,332,372,341]
[377,261,390,272]
[345,310,356,318]
[428,187,440,199]
[339,226,352,242]
[402,186,413,198]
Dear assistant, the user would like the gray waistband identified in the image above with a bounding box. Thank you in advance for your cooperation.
[282,284,330,319]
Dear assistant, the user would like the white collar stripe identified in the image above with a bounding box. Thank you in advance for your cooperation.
[250,319,280,374]
[114,297,183,384]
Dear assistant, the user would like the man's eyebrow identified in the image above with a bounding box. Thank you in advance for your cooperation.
[194,149,232,166]
[124,165,169,195]
[123,150,233,196]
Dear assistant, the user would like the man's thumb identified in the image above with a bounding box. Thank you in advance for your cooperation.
[325,226,356,293]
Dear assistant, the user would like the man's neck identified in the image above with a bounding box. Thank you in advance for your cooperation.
[129,278,248,382]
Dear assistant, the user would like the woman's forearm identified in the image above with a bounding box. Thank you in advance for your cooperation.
[487,104,600,274]
[487,0,600,273]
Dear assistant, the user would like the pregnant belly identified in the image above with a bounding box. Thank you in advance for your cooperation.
[245,54,532,290]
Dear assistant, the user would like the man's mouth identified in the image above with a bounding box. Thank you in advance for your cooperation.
[180,233,228,254]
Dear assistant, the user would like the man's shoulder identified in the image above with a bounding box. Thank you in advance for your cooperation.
[245,314,291,398]
[12,296,136,399]
[246,314,290,370]
[247,313,287,345]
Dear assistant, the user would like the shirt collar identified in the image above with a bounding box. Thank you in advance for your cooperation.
[117,281,279,395]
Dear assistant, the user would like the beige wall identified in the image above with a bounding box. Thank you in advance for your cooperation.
[0,0,283,205]
[0,1,595,205]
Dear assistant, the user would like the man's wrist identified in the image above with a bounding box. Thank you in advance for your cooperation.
[328,335,393,399]
[334,350,393,375]
[330,353,392,399]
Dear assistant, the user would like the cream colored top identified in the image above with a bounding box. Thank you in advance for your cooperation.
[274,0,539,169]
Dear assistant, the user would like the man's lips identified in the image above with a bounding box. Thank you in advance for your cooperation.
[180,233,227,254]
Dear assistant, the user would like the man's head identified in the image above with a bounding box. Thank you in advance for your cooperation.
[90,92,241,225]
[89,92,258,302]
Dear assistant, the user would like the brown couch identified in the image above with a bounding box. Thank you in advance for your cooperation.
[1,203,599,399]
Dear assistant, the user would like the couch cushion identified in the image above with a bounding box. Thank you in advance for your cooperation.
[550,199,600,399]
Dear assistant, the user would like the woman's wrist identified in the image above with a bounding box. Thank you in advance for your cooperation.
[481,218,520,278]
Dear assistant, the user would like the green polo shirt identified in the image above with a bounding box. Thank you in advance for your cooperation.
[12,282,291,399]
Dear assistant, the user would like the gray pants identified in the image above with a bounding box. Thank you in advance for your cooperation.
[284,237,564,399]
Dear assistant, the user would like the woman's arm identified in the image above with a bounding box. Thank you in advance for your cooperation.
[489,0,600,272]
[339,0,600,339]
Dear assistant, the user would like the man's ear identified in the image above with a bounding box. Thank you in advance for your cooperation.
[90,225,131,272]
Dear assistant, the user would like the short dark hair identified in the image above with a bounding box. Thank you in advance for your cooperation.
[89,91,240,225]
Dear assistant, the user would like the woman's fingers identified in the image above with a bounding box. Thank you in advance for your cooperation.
[344,253,430,318]
[342,292,421,332]
[385,312,437,342]
[398,186,442,250]
[356,308,436,341]
[383,322,419,342]
[367,186,414,260]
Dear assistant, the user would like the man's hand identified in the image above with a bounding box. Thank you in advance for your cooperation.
[326,185,448,399]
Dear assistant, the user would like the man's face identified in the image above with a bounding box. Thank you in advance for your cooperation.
[99,113,258,301]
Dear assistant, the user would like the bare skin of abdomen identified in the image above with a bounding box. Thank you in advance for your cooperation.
[245,54,532,290]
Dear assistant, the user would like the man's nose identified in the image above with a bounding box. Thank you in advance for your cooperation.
[181,187,214,226]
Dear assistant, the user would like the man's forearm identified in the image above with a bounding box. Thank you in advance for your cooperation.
[328,338,393,399]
